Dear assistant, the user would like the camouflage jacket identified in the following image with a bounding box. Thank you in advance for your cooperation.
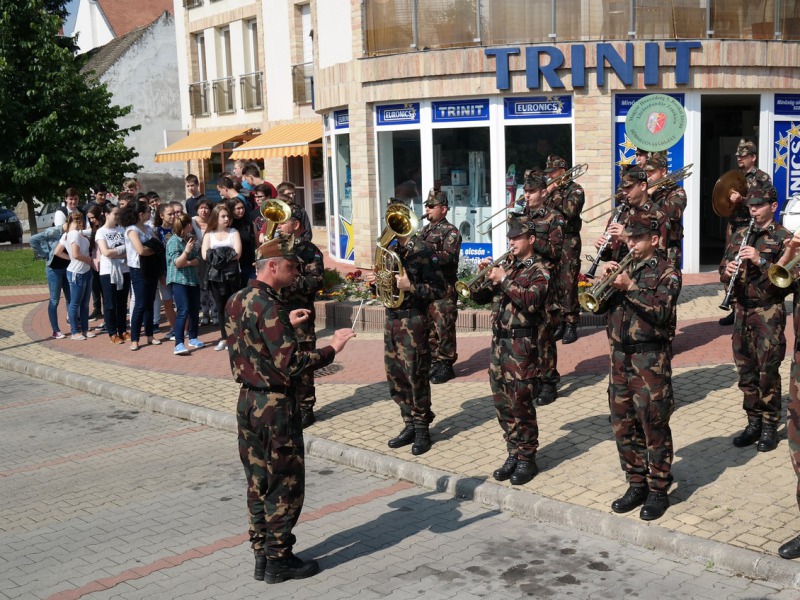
[384,236,447,310]
[418,217,461,284]
[546,181,585,235]
[471,256,550,332]
[650,183,687,250]
[601,255,681,347]
[730,168,773,228]
[224,280,335,389]
[278,238,324,312]
[719,221,791,305]
[522,205,564,268]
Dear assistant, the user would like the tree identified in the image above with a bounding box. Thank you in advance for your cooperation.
[0,0,140,233]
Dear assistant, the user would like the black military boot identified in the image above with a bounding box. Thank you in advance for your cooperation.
[561,324,578,344]
[492,454,517,481]
[264,553,319,584]
[387,423,415,448]
[300,407,316,429]
[254,553,266,581]
[732,416,762,447]
[719,312,735,326]
[553,323,565,341]
[536,383,558,407]
[411,424,432,455]
[429,361,443,380]
[509,459,538,485]
[611,485,648,513]
[778,534,800,559]
[639,490,670,521]
[756,421,778,452]
[431,363,455,384]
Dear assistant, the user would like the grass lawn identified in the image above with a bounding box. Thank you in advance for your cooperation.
[0,248,46,286]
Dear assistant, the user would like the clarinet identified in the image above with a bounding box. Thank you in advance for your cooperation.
[719,217,756,311]
[585,201,628,279]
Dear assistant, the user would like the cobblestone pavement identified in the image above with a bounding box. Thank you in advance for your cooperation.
[1,278,800,584]
[1,368,797,600]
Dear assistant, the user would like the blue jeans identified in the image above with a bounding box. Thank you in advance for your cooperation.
[67,270,92,335]
[45,266,70,333]
[129,267,158,342]
[100,272,131,337]
[172,283,200,345]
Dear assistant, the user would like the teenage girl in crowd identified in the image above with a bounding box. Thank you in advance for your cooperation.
[192,198,217,326]
[166,213,204,356]
[121,200,160,351]
[95,205,129,344]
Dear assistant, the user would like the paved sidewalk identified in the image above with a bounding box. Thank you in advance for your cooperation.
[2,276,800,586]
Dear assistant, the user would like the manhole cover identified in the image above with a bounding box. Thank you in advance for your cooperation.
[315,362,344,377]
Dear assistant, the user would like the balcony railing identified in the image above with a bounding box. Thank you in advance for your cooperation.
[188,81,209,117]
[240,72,263,111]
[292,62,313,105]
[183,0,202,8]
[212,77,236,114]
[364,0,800,56]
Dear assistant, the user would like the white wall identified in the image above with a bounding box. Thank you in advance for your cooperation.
[73,0,114,53]
[173,0,191,129]
[263,0,293,121]
[316,0,352,69]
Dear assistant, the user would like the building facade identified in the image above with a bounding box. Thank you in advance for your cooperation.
[313,0,800,274]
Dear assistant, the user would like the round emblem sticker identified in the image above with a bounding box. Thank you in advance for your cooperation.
[625,94,687,152]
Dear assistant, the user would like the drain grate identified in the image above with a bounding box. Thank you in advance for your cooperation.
[315,362,344,377]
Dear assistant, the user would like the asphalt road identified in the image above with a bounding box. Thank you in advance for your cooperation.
[0,367,794,600]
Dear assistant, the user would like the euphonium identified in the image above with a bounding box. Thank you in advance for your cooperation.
[454,251,512,299]
[260,198,293,240]
[374,202,420,308]
[768,252,800,288]
[578,251,637,314]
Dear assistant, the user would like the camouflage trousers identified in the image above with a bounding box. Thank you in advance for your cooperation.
[537,309,561,386]
[608,348,674,492]
[788,351,800,510]
[489,337,541,460]
[296,339,317,410]
[236,388,304,558]
[384,311,433,425]
[427,288,458,366]
[732,303,786,424]
[557,234,582,326]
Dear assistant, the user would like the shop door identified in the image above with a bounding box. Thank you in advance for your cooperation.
[698,95,761,269]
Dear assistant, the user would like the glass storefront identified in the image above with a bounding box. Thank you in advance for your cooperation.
[377,129,422,220]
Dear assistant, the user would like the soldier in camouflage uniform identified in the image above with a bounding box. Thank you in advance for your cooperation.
[472,216,551,486]
[720,185,790,453]
[521,169,564,406]
[646,152,687,267]
[720,139,772,326]
[419,188,462,384]
[276,206,325,428]
[366,227,446,456]
[224,236,355,584]
[634,147,649,168]
[775,231,800,559]
[544,155,585,344]
[596,211,681,521]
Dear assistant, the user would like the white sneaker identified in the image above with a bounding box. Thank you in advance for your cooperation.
[215,340,227,351]
[71,334,86,341]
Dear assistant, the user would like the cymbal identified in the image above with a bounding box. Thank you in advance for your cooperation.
[712,170,746,218]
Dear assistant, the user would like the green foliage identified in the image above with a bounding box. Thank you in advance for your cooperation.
[0,249,46,286]
[318,269,376,302]
[0,0,141,233]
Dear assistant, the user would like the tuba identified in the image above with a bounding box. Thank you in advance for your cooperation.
[578,251,637,313]
[374,202,420,308]
[260,198,293,240]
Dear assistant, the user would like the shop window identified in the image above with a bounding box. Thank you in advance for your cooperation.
[336,135,353,260]
[504,124,573,206]
[309,147,325,227]
[432,127,491,246]
[377,130,422,223]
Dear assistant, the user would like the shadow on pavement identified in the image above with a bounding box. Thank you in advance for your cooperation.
[539,413,613,473]
[317,381,389,422]
[455,346,490,378]
[433,395,494,443]
[673,363,738,408]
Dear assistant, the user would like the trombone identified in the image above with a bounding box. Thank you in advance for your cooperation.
[581,163,693,224]
[578,251,637,313]
[546,163,589,188]
[768,232,800,288]
[455,251,512,299]
[476,197,525,236]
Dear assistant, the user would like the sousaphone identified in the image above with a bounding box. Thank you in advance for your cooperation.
[711,170,747,218]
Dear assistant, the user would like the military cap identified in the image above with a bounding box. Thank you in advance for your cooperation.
[634,147,650,157]
[619,166,648,188]
[746,185,777,205]
[506,215,532,238]
[735,139,757,156]
[523,168,547,190]
[625,212,661,237]
[425,188,448,207]
[544,155,568,173]
[645,152,668,171]
[255,234,298,262]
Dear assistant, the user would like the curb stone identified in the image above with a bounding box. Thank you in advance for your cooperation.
[2,351,800,588]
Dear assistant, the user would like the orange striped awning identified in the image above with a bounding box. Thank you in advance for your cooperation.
[154,128,251,163]
[229,122,323,160]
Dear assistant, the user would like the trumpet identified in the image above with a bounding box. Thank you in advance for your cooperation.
[581,164,693,223]
[720,217,756,311]
[455,251,512,299]
[578,251,637,313]
[546,163,589,189]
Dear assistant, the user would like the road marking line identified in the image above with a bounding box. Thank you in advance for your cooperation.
[44,480,414,600]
